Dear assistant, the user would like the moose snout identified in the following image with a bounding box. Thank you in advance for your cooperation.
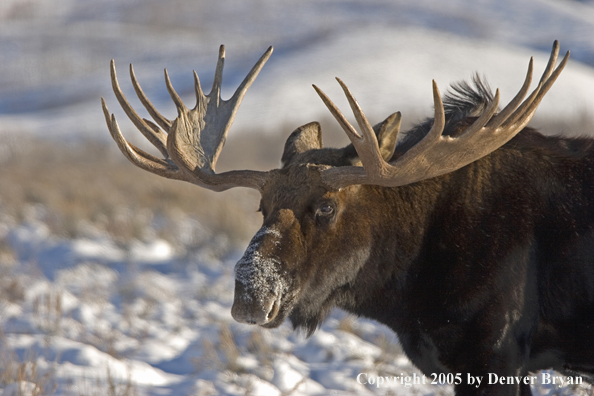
[232,224,288,326]
[231,281,280,325]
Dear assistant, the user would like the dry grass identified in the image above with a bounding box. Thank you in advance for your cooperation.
[372,333,405,374]
[104,367,138,396]
[0,134,267,247]
[191,323,281,378]
[0,330,138,396]
[0,333,57,396]
[246,328,275,368]
[32,291,63,336]
[60,367,138,396]
[218,323,242,373]
[336,315,361,337]
[193,324,243,373]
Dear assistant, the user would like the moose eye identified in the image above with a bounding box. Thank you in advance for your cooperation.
[316,203,335,217]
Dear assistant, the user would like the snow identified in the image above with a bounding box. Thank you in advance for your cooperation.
[1,1,594,395]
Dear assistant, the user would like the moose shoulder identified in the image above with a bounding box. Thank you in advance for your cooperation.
[102,41,594,395]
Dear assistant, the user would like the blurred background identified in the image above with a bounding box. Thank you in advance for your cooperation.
[2,0,594,140]
[1,1,594,395]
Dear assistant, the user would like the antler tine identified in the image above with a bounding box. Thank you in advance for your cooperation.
[101,98,181,179]
[397,81,447,161]
[109,60,169,158]
[539,40,560,85]
[502,48,569,131]
[335,78,390,177]
[336,78,379,143]
[230,46,274,103]
[164,68,188,114]
[425,81,446,143]
[130,63,173,132]
[485,58,533,129]
[312,84,362,141]
[210,45,225,100]
[499,42,565,130]
[193,70,206,112]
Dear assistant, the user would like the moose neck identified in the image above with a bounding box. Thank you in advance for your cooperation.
[335,177,447,331]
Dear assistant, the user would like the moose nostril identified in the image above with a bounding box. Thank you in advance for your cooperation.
[265,296,281,322]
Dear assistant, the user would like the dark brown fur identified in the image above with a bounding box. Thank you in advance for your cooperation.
[231,78,594,395]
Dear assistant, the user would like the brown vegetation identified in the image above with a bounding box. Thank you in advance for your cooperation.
[0,134,269,247]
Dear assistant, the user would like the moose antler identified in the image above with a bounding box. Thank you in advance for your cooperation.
[101,45,273,192]
[314,41,570,189]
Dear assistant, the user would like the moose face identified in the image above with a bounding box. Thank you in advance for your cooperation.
[231,165,374,329]
[230,120,397,330]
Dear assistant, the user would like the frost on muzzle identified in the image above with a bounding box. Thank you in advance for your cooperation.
[231,226,287,325]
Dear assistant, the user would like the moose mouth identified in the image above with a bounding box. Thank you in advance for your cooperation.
[231,283,292,327]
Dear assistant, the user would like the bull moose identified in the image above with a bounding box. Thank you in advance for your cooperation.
[101,41,594,395]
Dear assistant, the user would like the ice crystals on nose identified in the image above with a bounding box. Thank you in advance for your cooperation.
[234,226,287,303]
[254,226,281,243]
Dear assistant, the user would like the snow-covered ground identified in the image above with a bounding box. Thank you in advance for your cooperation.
[2,1,594,395]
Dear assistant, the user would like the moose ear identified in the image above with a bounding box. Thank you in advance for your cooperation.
[281,122,323,166]
[373,112,401,162]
